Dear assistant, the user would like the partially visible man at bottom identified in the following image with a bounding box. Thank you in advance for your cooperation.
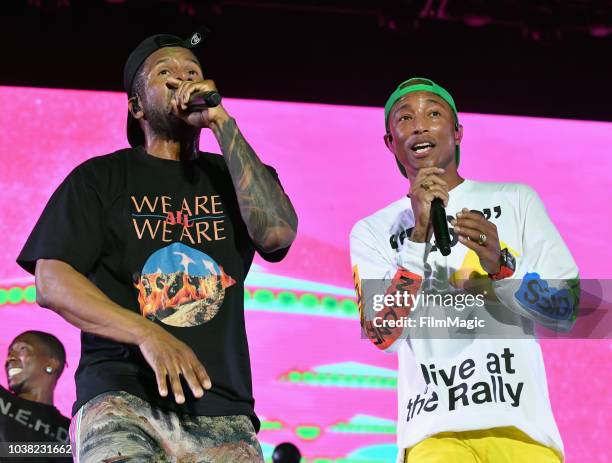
[350,78,579,462]
[1,331,71,463]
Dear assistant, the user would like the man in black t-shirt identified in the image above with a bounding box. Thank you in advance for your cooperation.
[17,27,297,463]
[1,331,71,463]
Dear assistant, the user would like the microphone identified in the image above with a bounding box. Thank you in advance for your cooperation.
[431,198,451,256]
[187,91,222,112]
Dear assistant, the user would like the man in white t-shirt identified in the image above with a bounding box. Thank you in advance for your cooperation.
[350,77,579,463]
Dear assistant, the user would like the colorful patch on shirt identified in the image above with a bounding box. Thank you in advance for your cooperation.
[514,272,578,321]
[352,264,365,326]
[450,241,519,284]
[134,242,235,327]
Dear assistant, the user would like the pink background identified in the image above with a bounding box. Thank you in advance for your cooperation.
[1,86,611,461]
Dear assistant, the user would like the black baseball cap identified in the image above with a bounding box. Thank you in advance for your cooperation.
[123,27,211,147]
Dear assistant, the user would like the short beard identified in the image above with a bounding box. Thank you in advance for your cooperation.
[143,99,198,142]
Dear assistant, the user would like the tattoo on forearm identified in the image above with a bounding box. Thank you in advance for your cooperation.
[213,118,298,251]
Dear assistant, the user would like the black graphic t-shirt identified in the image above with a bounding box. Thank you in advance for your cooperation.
[17,147,289,430]
[0,386,71,462]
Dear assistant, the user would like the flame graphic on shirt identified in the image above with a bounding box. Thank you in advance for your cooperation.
[134,243,236,327]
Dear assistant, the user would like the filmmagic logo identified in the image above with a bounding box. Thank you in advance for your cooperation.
[372,315,485,330]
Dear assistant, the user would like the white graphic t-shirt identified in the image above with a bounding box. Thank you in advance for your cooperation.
[350,179,579,461]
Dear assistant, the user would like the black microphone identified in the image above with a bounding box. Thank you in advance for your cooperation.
[431,198,451,256]
[187,91,222,112]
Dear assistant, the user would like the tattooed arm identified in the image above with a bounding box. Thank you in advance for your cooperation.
[211,116,298,252]
[167,77,297,252]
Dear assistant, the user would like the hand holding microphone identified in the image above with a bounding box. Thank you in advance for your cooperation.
[409,167,451,255]
[184,90,221,111]
[167,77,226,128]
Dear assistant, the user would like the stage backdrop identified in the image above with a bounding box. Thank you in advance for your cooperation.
[1,86,611,462]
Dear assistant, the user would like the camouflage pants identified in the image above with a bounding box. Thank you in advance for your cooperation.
[69,391,264,463]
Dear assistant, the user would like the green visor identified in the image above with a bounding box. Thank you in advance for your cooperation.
[384,77,460,166]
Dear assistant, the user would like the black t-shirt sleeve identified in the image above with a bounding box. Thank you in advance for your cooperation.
[17,165,105,276]
[254,165,293,263]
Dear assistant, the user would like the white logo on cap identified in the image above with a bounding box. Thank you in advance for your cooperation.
[190,33,201,46]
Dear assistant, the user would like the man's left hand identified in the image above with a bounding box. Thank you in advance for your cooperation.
[167,77,230,128]
[451,208,501,275]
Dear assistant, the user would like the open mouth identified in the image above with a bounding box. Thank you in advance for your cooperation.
[7,367,23,379]
[411,141,436,155]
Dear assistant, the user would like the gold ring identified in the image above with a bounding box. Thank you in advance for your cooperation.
[421,182,431,191]
[478,232,487,246]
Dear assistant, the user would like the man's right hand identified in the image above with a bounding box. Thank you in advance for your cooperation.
[409,167,449,243]
[138,324,211,404]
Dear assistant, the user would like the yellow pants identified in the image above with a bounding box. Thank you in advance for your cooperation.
[404,427,562,463]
